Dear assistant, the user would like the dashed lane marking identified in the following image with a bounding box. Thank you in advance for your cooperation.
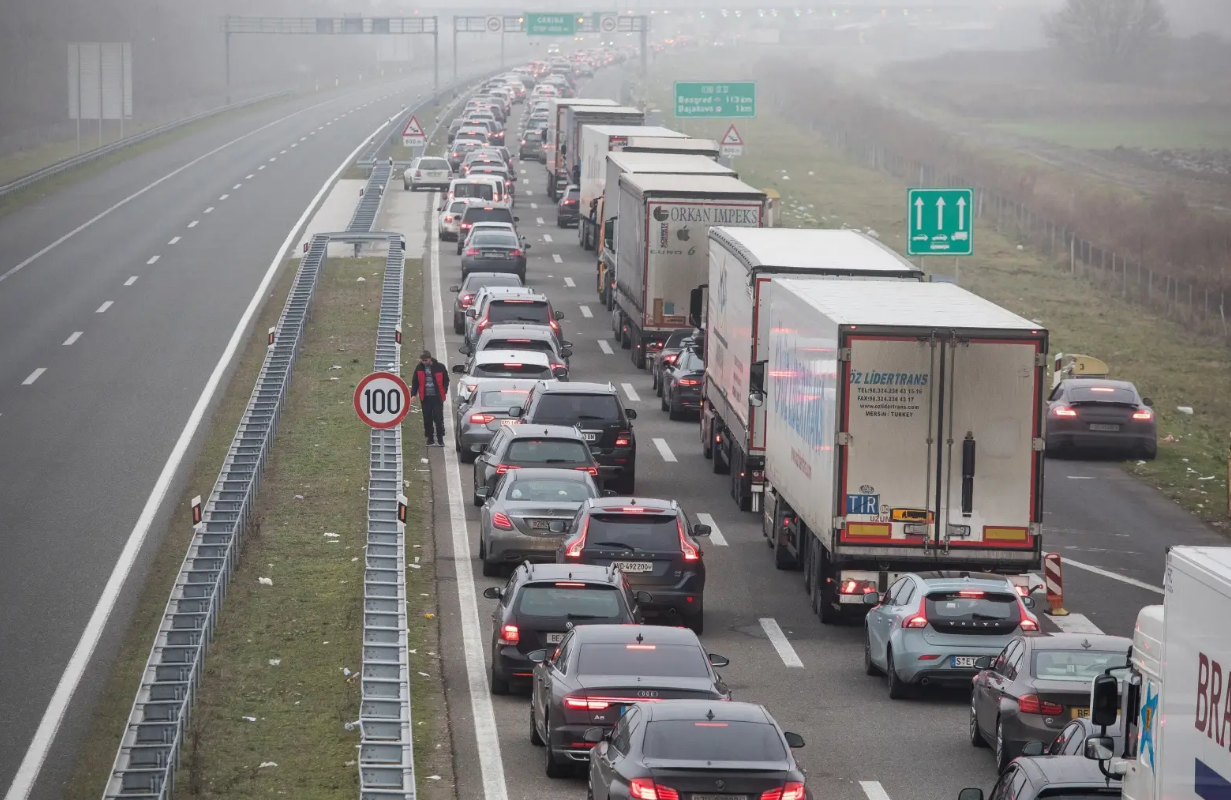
[759,618,804,668]
[22,369,46,386]
[694,513,729,546]
[62,332,82,346]
[652,438,677,463]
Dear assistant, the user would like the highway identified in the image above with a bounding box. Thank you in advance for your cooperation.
[0,64,488,800]
[422,68,1229,800]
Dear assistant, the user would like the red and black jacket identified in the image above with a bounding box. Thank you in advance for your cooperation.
[412,361,450,400]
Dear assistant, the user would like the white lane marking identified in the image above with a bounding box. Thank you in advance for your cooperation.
[0,116,393,800]
[291,143,298,148]
[543,234,553,243]
[219,194,229,200]
[22,369,46,385]
[520,168,526,174]
[552,254,563,264]
[1062,557,1163,595]
[269,156,277,162]
[300,136,307,141]
[258,165,266,171]
[621,383,641,402]
[146,256,159,265]
[598,339,613,355]
[187,220,199,228]
[1047,613,1104,635]
[524,190,532,196]
[1067,476,1095,480]
[564,276,574,287]
[124,276,138,286]
[426,193,511,800]
[204,207,214,213]
[280,149,287,154]
[694,513,729,547]
[579,305,593,318]
[536,216,545,225]
[530,202,538,209]
[95,301,113,313]
[168,236,181,245]
[247,173,256,179]
[62,332,83,346]
[233,184,242,189]
[860,781,892,800]
[759,618,804,668]
[652,438,677,463]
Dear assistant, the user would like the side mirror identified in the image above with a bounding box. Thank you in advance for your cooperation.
[467,308,479,318]
[708,653,730,668]
[1084,736,1114,761]
[475,486,489,499]
[514,216,521,222]
[748,391,764,408]
[459,344,473,356]
[1021,595,1036,609]
[482,587,502,599]
[452,364,467,374]
[973,656,993,670]
[634,590,654,604]
[449,285,461,293]
[508,407,523,418]
[692,523,711,537]
[560,347,573,358]
[582,727,607,743]
[1090,673,1120,726]
[1142,397,1153,407]
[1021,741,1044,757]
[554,310,564,320]
[625,409,637,420]
[958,791,984,800]
[783,732,805,749]
[524,243,532,249]
[527,649,548,664]
[863,591,881,606]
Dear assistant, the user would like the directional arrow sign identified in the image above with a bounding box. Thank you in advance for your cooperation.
[907,187,974,256]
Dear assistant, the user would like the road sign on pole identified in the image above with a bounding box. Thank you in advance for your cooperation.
[673,81,756,118]
[485,15,503,33]
[401,115,426,148]
[598,13,618,34]
[906,188,974,256]
[354,371,412,429]
[719,123,744,158]
[526,13,579,35]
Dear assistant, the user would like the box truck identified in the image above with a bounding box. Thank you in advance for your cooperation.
[596,154,737,307]
[1086,546,1231,800]
[750,279,1047,623]
[545,99,619,199]
[613,174,766,368]
[577,125,689,250]
[698,228,924,513]
[554,105,644,200]
[617,137,720,159]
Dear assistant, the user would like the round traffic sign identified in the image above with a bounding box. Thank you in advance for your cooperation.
[354,371,412,429]
[486,15,502,32]
[600,15,617,32]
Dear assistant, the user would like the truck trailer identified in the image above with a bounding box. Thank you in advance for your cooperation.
[544,99,619,199]
[613,174,766,368]
[554,105,643,200]
[699,228,924,513]
[751,279,1047,623]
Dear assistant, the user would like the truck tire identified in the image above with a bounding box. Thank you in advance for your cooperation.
[817,545,841,624]
[701,414,714,459]
[712,429,730,475]
[632,336,647,369]
[773,535,796,571]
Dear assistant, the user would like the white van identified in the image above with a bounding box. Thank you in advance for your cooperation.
[445,177,507,208]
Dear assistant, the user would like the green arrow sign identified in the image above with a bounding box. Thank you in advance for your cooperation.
[907,188,974,256]
[673,81,756,118]
[526,12,580,35]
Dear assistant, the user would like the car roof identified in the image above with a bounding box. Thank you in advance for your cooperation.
[518,561,620,584]
[588,497,679,513]
[643,700,771,724]
[506,424,587,440]
[1024,633,1131,652]
[470,221,515,229]
[537,381,618,396]
[569,623,700,644]
[477,286,536,301]
[463,205,513,215]
[474,350,552,366]
[463,271,521,283]
[1014,754,1122,786]
[487,291,549,303]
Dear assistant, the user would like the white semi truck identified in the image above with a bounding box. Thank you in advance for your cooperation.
[749,279,1047,623]
[545,99,618,199]
[613,174,766,368]
[554,105,644,200]
[1086,546,1231,800]
[697,228,924,513]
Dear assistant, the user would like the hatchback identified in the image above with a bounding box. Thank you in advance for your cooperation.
[472,424,601,506]
[958,755,1121,800]
[520,130,545,162]
[453,378,539,462]
[457,205,519,255]
[650,329,698,395]
[467,293,563,347]
[453,350,556,383]
[439,198,479,243]
[460,228,528,281]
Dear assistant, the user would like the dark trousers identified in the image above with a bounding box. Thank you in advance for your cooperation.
[421,396,445,443]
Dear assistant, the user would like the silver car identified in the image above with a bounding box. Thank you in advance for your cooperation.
[440,198,480,242]
[863,571,1039,699]
[453,378,540,463]
[478,467,605,576]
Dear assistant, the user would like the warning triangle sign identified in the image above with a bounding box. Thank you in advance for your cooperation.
[401,115,426,139]
[721,124,743,146]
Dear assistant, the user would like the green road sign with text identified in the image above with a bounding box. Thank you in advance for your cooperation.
[674,81,756,118]
[907,188,974,256]
[526,13,579,35]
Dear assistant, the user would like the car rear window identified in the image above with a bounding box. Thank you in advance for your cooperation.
[454,184,494,201]
[524,131,542,142]
[1068,385,1138,405]
[488,300,549,325]
[479,389,530,408]
[506,478,592,502]
[924,590,1021,632]
[506,438,590,463]
[471,232,519,248]
[663,330,692,348]
[676,351,703,372]
[586,513,681,552]
[643,721,786,762]
[419,158,449,170]
[486,340,552,356]
[1032,650,1127,682]
[533,394,622,423]
[576,643,709,677]
[517,585,623,618]
[465,208,515,225]
[474,362,552,378]
[449,201,472,214]
[565,187,580,199]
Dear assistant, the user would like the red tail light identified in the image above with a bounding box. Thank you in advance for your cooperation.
[575,466,598,476]
[565,695,611,711]
[958,590,985,598]
[498,624,519,645]
[630,779,679,800]
[1132,408,1153,420]
[492,512,514,530]
[678,378,700,386]
[494,464,519,474]
[1020,618,1040,632]
[615,431,631,447]
[510,249,523,257]
[663,354,679,364]
[762,784,806,800]
[678,518,700,561]
[477,317,491,332]
[564,516,589,558]
[461,294,474,306]
[902,596,927,628]
[1018,695,1064,716]
[1052,405,1077,417]
[549,319,560,333]
[470,413,495,423]
[465,248,479,256]
[444,215,454,223]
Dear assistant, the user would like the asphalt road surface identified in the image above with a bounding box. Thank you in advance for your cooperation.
[0,63,502,800]
[422,71,1228,800]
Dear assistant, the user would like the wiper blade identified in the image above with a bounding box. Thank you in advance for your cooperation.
[574,415,610,420]
[590,541,639,552]
[566,613,605,620]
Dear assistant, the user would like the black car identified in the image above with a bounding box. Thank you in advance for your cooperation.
[651,329,697,396]
[528,625,731,777]
[457,205,519,255]
[586,701,807,800]
[510,382,637,493]
[662,348,704,420]
[480,562,650,693]
[958,755,1120,800]
[461,228,528,281]
[520,129,545,162]
[449,272,524,335]
[557,184,581,227]
[472,424,600,507]
[557,498,710,633]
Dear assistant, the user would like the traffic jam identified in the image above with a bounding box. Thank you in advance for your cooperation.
[415,46,1219,800]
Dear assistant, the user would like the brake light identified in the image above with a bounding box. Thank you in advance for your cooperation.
[1132,408,1153,420]
[1020,617,1040,632]
[565,695,611,711]
[465,248,480,256]
[663,354,679,364]
[511,249,523,257]
[620,507,647,513]
[615,431,631,447]
[502,363,524,368]
[564,516,589,558]
[415,171,422,177]
[575,466,599,476]
[555,582,586,587]
[549,319,560,333]
[462,223,472,230]
[958,590,985,598]
[1090,387,1115,393]
[630,780,678,800]
[461,294,474,306]
[626,644,656,650]
[494,464,519,474]
[1052,406,1077,417]
[678,518,700,561]
[1017,695,1064,716]
[902,597,927,628]
[444,215,454,223]
[762,784,807,800]
[477,317,491,332]
[678,378,700,386]
[470,413,496,423]
[492,513,514,530]
[498,624,519,644]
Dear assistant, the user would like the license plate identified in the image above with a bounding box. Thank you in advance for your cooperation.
[1072,707,1090,718]
[500,419,518,427]
[693,795,748,800]
[482,251,504,258]
[613,561,653,573]
[1089,424,1121,432]
[581,432,598,442]
[951,656,978,668]
[529,519,553,530]
[546,632,566,644]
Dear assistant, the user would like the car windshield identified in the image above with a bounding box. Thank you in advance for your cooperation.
[1032,650,1128,682]
[454,184,494,200]
[488,300,550,325]
[586,513,681,552]
[474,362,552,378]
[1068,385,1139,405]
[506,478,592,502]
[576,643,709,677]
[924,591,1021,623]
[506,438,590,463]
[643,721,787,762]
[676,351,703,372]
[517,585,622,618]
[471,232,519,248]
[533,394,622,423]
[419,158,449,170]
[524,131,542,142]
[465,208,515,225]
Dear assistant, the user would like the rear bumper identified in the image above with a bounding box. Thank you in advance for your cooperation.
[548,721,604,762]
[1002,711,1068,750]
[492,644,537,682]
[1047,431,1153,452]
[457,428,496,453]
[411,180,452,191]
[486,530,561,562]
[632,586,704,620]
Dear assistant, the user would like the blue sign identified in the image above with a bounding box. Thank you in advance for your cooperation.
[1195,758,1231,800]
[846,494,880,515]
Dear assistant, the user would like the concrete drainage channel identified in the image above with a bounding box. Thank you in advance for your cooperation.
[103,72,495,800]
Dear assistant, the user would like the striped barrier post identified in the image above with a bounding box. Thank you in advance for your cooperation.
[1043,552,1069,616]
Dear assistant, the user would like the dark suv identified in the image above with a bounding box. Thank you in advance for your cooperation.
[556,497,711,633]
[458,205,519,255]
[479,562,650,694]
[472,424,600,506]
[510,382,637,494]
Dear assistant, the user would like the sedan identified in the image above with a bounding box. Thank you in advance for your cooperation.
[460,229,528,281]
[520,130,545,162]
[970,633,1130,770]
[661,347,704,420]
[404,156,452,191]
[471,423,600,507]
[958,755,1120,800]
[449,272,523,335]
[651,329,697,396]
[557,184,581,227]
[478,467,606,575]
[529,624,731,777]
[453,378,538,462]
[1046,379,1156,460]
[587,701,806,800]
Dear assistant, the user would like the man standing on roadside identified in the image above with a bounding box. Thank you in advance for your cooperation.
[412,350,449,446]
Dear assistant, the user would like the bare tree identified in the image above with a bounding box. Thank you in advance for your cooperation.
[1044,0,1171,80]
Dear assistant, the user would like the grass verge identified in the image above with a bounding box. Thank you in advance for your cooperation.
[984,118,1231,152]
[642,56,1231,530]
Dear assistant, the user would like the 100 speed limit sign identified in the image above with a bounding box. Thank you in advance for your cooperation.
[354,371,412,429]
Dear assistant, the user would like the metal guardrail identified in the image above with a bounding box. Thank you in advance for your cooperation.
[0,91,292,200]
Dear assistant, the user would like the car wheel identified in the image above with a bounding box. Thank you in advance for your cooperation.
[886,648,911,699]
[490,665,510,695]
[403,181,410,190]
[481,558,502,578]
[661,389,670,412]
[651,370,659,392]
[543,717,569,778]
[863,627,881,676]
[453,321,465,335]
[970,695,988,748]
[995,718,1010,770]
[478,534,486,560]
[1141,442,1158,461]
[530,703,544,746]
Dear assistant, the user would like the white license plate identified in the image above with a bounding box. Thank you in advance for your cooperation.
[693,795,747,800]
[546,632,566,644]
[581,432,598,442]
[500,419,518,427]
[613,561,653,573]
[951,656,978,668]
[1089,423,1121,432]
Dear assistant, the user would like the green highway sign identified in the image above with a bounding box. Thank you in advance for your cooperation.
[907,188,974,256]
[526,12,580,35]
[673,81,756,118]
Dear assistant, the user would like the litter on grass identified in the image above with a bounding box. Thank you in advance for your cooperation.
[243,716,257,722]
[259,762,277,769]
[258,577,273,586]
[268,658,281,666]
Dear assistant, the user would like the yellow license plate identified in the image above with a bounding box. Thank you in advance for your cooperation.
[1072,708,1090,719]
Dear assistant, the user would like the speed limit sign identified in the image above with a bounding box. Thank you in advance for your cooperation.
[354,371,412,429]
